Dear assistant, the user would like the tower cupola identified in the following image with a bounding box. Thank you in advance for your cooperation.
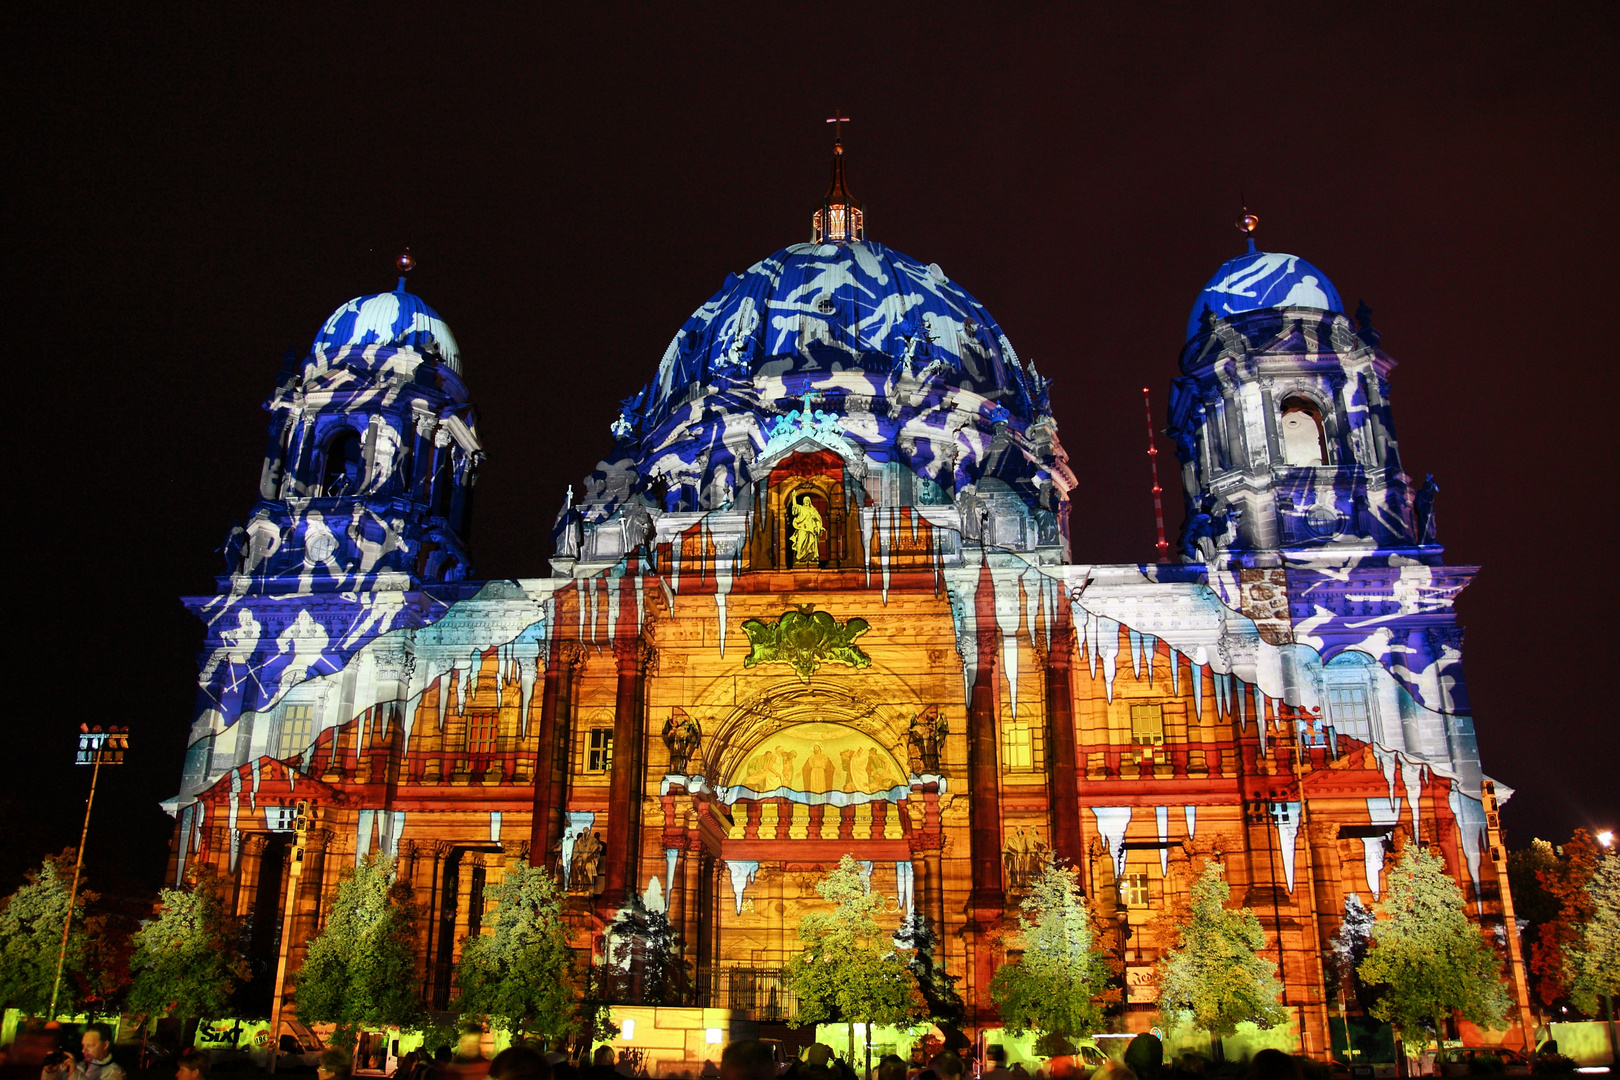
[811,119,863,243]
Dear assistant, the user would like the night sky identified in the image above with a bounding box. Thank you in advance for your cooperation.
[8,5,1616,899]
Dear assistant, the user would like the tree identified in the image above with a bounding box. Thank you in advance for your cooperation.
[788,856,921,1069]
[895,910,963,1025]
[453,863,579,1041]
[1564,850,1619,1061]
[1528,831,1601,1011]
[1506,840,1561,1007]
[1358,847,1509,1057]
[127,866,249,1024]
[0,851,90,1017]
[989,861,1110,1053]
[1327,892,1377,1012]
[1156,860,1288,1040]
[296,855,425,1047]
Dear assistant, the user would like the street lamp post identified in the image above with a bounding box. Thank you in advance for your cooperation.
[50,725,128,1018]
[267,799,311,1075]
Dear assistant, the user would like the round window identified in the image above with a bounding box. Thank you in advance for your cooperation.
[1305,504,1344,538]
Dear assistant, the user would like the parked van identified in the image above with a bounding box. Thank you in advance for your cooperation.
[194,1017,324,1070]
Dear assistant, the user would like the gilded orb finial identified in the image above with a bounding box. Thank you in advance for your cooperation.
[396,248,417,274]
[1236,208,1259,236]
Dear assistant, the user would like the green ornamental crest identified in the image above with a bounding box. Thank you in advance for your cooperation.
[740,605,871,681]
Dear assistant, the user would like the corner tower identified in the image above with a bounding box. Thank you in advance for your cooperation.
[1168,215,1422,567]
[174,263,484,819]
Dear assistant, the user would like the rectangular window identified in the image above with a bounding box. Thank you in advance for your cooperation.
[1124,873,1150,907]
[588,729,614,772]
[467,710,498,754]
[1001,722,1033,771]
[277,704,315,758]
[1130,703,1164,746]
[1326,685,1372,741]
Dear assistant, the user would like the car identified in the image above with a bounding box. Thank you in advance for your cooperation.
[1436,1047,1531,1076]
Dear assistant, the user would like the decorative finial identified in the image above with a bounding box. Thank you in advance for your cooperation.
[1236,206,1259,254]
[395,248,415,292]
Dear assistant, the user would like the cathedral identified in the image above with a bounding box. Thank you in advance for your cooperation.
[170,139,1534,1064]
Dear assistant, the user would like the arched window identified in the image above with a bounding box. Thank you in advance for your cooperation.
[321,428,364,496]
[1278,396,1327,467]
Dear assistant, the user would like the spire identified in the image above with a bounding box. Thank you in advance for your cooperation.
[812,115,864,243]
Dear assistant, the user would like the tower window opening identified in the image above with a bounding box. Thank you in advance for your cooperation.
[588,728,614,772]
[467,710,498,754]
[1278,397,1327,467]
[1123,872,1151,907]
[1326,684,1373,741]
[321,429,364,496]
[277,704,315,758]
[1130,703,1165,746]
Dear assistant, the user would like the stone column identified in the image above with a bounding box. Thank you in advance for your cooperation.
[1044,622,1084,866]
[603,637,651,910]
[967,564,1004,914]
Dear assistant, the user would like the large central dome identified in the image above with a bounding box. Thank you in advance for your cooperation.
[638,239,1039,425]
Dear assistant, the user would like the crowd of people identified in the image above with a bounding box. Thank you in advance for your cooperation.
[0,1027,1340,1080]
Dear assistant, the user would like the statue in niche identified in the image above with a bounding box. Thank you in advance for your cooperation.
[220,520,246,575]
[571,830,604,890]
[790,493,825,565]
[1415,474,1439,545]
[662,708,702,775]
[906,705,947,775]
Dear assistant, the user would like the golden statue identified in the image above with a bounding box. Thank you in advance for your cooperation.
[790,494,825,564]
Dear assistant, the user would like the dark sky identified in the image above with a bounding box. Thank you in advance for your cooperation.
[8,4,1616,897]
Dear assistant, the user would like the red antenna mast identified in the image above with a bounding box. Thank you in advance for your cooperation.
[1143,387,1170,562]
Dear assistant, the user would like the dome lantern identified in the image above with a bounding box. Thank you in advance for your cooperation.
[811,116,863,243]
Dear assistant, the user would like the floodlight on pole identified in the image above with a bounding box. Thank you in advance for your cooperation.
[51,725,128,1018]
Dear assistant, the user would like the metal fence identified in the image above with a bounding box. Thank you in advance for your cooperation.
[695,966,798,1021]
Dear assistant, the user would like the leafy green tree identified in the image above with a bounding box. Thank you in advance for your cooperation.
[1564,849,1619,1059]
[127,866,249,1023]
[989,860,1110,1053]
[296,855,425,1047]
[789,855,921,1067]
[453,863,579,1040]
[1358,847,1509,1057]
[0,852,89,1017]
[1156,861,1288,1040]
[895,911,963,1024]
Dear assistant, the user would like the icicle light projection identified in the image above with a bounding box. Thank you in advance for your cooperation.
[166,198,1531,1060]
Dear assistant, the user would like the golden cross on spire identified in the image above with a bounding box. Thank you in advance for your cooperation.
[826,113,850,145]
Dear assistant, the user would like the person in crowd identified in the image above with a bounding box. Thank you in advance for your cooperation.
[585,1046,619,1080]
[76,1024,125,1080]
[175,1050,210,1080]
[982,1048,1012,1080]
[488,1046,550,1080]
[614,1050,637,1079]
[1008,1064,1030,1080]
[317,1050,353,1080]
[720,1041,778,1080]
[875,1055,908,1080]
[1081,1063,1133,1080]
[42,1049,75,1080]
[1243,1052,1300,1080]
[1122,1036,1162,1080]
[929,1052,965,1080]
[448,1033,491,1080]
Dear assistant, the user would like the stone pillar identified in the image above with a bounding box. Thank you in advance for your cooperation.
[603,637,651,910]
[1044,622,1084,866]
[968,564,1004,914]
